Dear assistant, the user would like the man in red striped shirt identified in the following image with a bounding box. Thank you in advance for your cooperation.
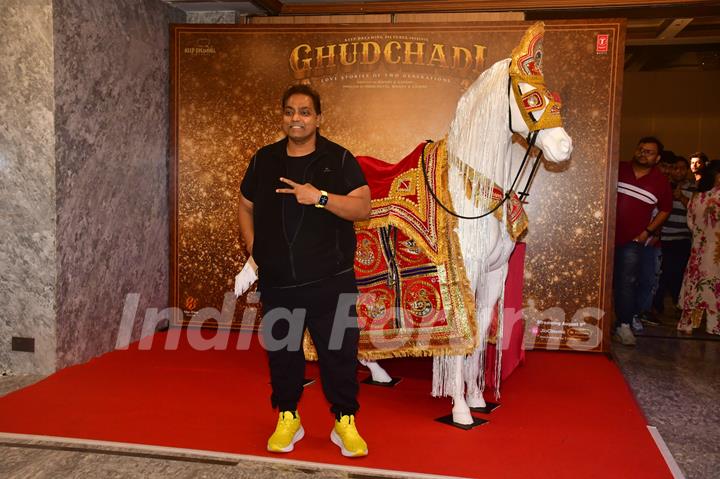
[613,137,672,345]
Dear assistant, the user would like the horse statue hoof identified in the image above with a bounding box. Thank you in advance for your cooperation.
[451,404,474,425]
[359,360,393,383]
[466,394,487,409]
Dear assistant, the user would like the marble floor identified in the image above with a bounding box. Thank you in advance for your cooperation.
[611,308,719,479]
[0,440,351,479]
[1,317,717,479]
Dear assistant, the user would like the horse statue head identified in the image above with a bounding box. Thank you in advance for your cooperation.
[508,22,573,163]
[447,22,573,201]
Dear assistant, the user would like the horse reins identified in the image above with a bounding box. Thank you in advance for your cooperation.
[420,76,544,220]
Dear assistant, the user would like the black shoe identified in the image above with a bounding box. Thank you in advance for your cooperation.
[639,312,660,326]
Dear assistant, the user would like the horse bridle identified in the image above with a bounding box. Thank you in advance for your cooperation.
[420,77,545,221]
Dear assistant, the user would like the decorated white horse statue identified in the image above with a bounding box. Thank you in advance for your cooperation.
[359,22,572,424]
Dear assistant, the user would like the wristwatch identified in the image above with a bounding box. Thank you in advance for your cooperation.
[315,190,329,208]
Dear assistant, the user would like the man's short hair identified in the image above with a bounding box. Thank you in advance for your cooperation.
[638,136,664,154]
[690,151,708,165]
[282,84,321,115]
[659,150,676,164]
[675,156,689,169]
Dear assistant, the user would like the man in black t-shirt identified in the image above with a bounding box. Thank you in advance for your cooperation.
[238,84,371,457]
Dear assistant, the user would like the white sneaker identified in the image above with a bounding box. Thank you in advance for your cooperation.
[631,315,644,333]
[614,324,637,346]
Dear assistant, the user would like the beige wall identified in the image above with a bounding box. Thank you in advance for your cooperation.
[621,70,720,161]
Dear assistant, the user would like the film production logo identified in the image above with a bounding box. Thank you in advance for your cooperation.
[289,35,487,80]
[184,38,216,56]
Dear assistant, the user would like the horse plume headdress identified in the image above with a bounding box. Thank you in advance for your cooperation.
[509,22,563,131]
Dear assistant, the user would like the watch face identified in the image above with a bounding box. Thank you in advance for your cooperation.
[319,194,328,206]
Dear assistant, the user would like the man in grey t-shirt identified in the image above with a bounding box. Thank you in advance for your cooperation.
[653,156,693,317]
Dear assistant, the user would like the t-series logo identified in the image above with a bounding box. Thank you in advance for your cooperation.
[289,38,487,79]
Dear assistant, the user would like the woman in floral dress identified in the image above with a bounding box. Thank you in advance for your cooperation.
[678,160,720,335]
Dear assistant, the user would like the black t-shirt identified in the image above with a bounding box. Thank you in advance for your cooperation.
[240,146,367,208]
[239,137,368,288]
[283,151,313,241]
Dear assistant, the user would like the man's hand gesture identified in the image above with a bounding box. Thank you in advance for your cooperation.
[276,177,321,205]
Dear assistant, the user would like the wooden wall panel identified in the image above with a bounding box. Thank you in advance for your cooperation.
[394,12,524,22]
[250,14,392,24]
[250,12,524,24]
[621,70,720,161]
[279,0,712,15]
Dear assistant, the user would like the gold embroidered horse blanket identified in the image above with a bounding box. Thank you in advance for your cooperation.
[304,140,527,360]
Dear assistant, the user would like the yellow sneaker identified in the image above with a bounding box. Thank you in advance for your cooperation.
[267,411,304,453]
[330,414,368,457]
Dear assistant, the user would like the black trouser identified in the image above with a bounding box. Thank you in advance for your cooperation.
[653,239,691,312]
[261,274,360,418]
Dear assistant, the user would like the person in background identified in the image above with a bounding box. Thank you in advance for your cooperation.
[632,149,683,331]
[652,156,693,319]
[613,136,672,345]
[633,151,680,331]
[689,152,708,185]
[676,156,690,181]
[678,160,720,336]
[656,150,676,178]
[634,208,663,331]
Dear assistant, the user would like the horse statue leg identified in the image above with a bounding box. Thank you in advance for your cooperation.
[448,271,502,421]
[444,215,513,423]
[450,356,474,424]
[465,232,515,409]
[359,359,393,383]
[466,265,507,408]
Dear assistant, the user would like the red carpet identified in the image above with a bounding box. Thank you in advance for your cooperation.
[0,331,671,478]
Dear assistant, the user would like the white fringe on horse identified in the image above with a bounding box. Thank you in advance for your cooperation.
[432,59,513,400]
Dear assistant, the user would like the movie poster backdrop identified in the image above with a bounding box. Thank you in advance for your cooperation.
[170,20,624,352]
